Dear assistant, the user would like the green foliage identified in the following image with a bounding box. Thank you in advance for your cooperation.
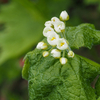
[1,0,100,99]
[0,59,21,84]
[22,58,30,80]
[0,59,25,100]
[97,97,100,100]
[84,0,100,12]
[96,77,100,98]
[22,24,100,100]
[0,0,45,65]
[0,1,45,99]
[1,0,100,65]
[65,23,100,49]
[84,0,100,4]
[31,0,72,19]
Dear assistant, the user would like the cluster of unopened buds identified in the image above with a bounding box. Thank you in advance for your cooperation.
[36,11,75,65]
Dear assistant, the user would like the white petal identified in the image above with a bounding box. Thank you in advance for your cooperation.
[51,49,61,58]
[36,42,43,49]
[51,17,60,24]
[60,57,67,65]
[54,21,65,33]
[47,32,59,46]
[60,11,69,21]
[57,38,68,50]
[43,27,54,37]
[45,21,53,27]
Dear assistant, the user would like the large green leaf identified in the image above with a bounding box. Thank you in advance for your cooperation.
[22,24,100,100]
[65,23,100,49]
[23,50,100,100]
[0,1,45,65]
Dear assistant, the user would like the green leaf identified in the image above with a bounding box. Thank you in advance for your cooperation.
[66,23,100,49]
[0,1,45,65]
[22,58,30,80]
[23,50,100,100]
[22,23,100,100]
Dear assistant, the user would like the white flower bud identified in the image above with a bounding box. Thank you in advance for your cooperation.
[51,49,61,58]
[44,21,53,27]
[57,38,68,50]
[47,31,59,46]
[36,42,47,49]
[60,57,67,65]
[43,51,49,57]
[43,27,54,37]
[60,11,69,21]
[51,17,60,24]
[68,51,74,58]
[54,21,65,33]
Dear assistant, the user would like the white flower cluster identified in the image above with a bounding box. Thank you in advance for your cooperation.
[36,11,74,65]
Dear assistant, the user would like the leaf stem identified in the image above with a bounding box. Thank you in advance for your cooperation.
[48,46,55,52]
[91,75,99,89]
[63,50,65,57]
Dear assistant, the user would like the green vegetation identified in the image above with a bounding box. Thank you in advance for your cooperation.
[0,0,100,99]
[23,24,100,100]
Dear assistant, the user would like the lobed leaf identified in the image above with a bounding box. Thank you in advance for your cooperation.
[22,23,100,100]
[23,49,100,100]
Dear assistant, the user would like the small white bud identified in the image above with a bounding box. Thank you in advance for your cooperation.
[36,42,47,49]
[60,57,67,65]
[68,51,74,58]
[60,11,69,21]
[51,17,60,24]
[57,38,68,50]
[43,51,49,57]
[51,49,61,58]
[47,31,59,46]
[44,21,53,27]
[43,27,54,37]
[54,21,65,33]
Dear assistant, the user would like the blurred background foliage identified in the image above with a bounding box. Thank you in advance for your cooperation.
[0,0,100,99]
